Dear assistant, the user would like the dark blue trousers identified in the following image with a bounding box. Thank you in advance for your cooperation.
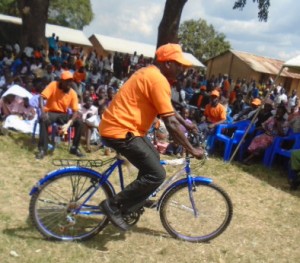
[102,135,166,211]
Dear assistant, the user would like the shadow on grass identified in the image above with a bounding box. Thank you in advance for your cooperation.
[83,223,187,251]
[7,130,37,152]
[232,159,300,198]
[2,214,183,250]
[2,217,127,250]
[6,130,72,158]
[3,217,44,241]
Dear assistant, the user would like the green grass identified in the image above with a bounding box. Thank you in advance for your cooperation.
[0,132,300,263]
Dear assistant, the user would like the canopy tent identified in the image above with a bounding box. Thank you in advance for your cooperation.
[229,54,300,163]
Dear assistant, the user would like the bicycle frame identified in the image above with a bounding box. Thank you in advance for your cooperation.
[155,156,212,213]
[30,155,212,216]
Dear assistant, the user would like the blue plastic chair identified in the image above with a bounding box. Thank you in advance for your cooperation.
[210,120,255,161]
[265,132,300,167]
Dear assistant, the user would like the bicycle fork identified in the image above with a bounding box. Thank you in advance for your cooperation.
[187,176,199,218]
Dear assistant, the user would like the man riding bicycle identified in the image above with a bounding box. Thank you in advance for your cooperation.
[99,43,204,231]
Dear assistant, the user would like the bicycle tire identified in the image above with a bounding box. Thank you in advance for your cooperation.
[29,171,114,241]
[160,182,233,243]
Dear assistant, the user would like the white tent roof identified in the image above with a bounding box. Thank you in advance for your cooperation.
[45,24,92,47]
[91,34,205,68]
[0,13,20,25]
[183,52,205,68]
[0,14,92,47]
[283,55,300,71]
[92,34,156,58]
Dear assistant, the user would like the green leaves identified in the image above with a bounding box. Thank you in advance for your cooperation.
[0,0,19,16]
[0,0,94,29]
[178,19,231,62]
[48,0,93,30]
[233,0,270,21]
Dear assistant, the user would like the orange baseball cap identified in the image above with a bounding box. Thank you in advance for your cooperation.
[200,85,207,91]
[61,71,73,80]
[211,90,220,97]
[251,98,261,106]
[155,43,192,66]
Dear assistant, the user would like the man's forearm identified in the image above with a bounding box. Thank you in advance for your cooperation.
[163,116,195,154]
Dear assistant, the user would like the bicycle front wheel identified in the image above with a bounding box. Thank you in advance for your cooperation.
[29,172,114,241]
[160,182,233,243]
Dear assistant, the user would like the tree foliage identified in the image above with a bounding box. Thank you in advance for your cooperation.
[0,0,18,15]
[0,0,93,30]
[48,0,93,30]
[178,19,231,61]
[233,0,270,21]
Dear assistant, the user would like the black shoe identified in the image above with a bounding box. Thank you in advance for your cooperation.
[36,150,45,160]
[69,147,85,157]
[100,200,130,231]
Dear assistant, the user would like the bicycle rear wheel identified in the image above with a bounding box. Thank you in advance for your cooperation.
[29,172,114,241]
[160,182,232,243]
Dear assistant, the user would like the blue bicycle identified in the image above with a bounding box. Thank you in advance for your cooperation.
[29,153,233,243]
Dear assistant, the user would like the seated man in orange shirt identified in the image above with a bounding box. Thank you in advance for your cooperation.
[36,71,84,159]
[198,89,227,140]
[99,43,203,231]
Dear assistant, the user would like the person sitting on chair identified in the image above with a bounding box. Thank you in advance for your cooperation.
[36,71,84,159]
[242,105,289,165]
[197,89,227,142]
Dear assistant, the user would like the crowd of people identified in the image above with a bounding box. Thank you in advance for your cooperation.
[0,38,149,157]
[151,70,299,166]
[0,38,300,168]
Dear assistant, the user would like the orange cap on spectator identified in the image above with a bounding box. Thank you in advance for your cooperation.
[200,85,207,90]
[61,71,73,80]
[211,90,220,97]
[251,98,261,106]
[155,43,192,66]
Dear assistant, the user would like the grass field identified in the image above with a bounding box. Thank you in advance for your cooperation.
[0,132,300,263]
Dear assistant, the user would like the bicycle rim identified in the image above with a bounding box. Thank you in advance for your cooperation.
[160,182,233,242]
[30,172,113,241]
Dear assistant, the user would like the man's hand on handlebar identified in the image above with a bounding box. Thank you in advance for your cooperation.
[191,147,205,159]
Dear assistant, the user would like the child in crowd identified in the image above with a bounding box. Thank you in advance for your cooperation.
[81,96,100,152]
[165,140,184,157]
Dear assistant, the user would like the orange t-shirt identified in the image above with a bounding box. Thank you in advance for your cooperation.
[75,59,84,70]
[204,103,226,123]
[41,81,79,113]
[229,91,237,105]
[99,65,175,139]
[223,79,230,97]
[73,71,86,83]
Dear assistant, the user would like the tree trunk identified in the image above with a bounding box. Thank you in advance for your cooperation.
[156,0,188,48]
[17,0,49,49]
